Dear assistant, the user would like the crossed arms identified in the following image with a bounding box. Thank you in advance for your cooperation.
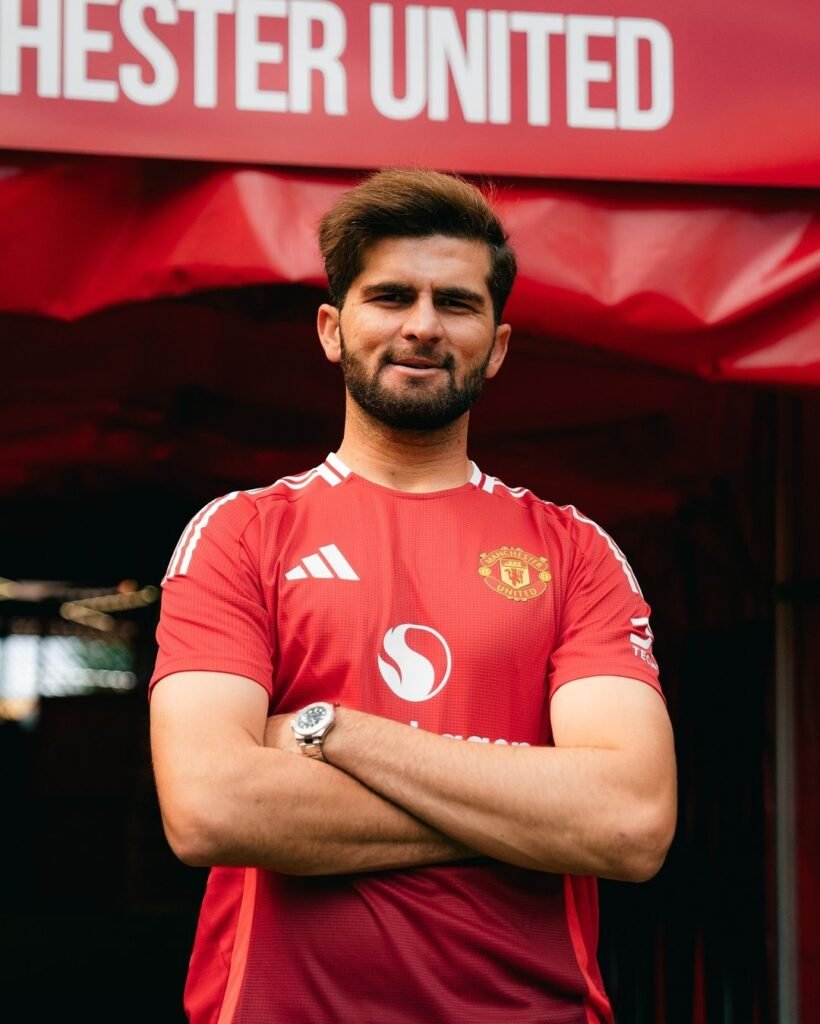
[150,671,677,882]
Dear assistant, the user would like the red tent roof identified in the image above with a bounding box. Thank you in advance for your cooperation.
[3,153,819,383]
[1,153,817,525]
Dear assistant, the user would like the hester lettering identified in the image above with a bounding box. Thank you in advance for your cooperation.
[0,1,672,132]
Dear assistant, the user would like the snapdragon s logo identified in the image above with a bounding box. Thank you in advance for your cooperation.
[377,624,452,702]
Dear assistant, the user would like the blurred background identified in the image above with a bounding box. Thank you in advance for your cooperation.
[1,3,818,1022]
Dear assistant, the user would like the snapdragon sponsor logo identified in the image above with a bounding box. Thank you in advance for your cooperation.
[408,720,530,747]
[378,623,452,702]
[379,625,531,743]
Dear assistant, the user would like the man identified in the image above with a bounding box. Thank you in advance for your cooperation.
[150,169,676,1023]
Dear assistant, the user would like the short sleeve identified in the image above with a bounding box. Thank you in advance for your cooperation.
[548,509,662,701]
[150,492,274,697]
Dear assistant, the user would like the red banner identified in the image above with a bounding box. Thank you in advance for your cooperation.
[0,1,818,186]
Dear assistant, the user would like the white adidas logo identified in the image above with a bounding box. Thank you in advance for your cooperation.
[285,544,360,581]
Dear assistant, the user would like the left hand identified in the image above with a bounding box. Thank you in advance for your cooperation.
[264,712,301,754]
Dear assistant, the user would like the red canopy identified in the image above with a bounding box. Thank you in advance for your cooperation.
[1,153,818,522]
[2,154,819,384]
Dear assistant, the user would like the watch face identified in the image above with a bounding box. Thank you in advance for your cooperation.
[296,704,329,732]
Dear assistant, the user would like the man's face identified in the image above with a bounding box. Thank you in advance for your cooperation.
[318,235,510,431]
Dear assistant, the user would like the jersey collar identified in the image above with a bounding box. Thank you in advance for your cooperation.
[325,452,483,489]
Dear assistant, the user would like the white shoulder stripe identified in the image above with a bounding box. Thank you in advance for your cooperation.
[269,465,339,491]
[164,462,340,581]
[563,504,642,596]
[474,473,642,596]
[178,490,242,577]
[164,491,242,581]
[480,475,531,499]
[277,467,323,485]
[163,494,227,581]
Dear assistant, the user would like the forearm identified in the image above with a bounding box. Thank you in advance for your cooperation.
[163,742,473,875]
[151,674,475,876]
[322,708,674,881]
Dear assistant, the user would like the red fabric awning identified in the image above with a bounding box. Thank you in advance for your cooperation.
[1,152,817,520]
[2,153,819,385]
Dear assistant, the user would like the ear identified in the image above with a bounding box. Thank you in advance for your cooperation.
[484,323,511,379]
[317,303,342,364]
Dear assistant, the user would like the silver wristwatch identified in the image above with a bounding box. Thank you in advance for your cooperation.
[291,702,337,760]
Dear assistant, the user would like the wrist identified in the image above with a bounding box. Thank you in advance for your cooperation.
[290,701,339,762]
[320,704,350,765]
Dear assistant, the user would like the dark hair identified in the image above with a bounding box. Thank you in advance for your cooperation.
[318,168,517,323]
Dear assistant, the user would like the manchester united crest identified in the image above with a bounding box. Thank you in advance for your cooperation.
[478,546,552,602]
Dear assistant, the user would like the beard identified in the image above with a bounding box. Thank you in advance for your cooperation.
[339,329,493,431]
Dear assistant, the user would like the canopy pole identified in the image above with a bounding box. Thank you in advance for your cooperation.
[774,395,799,1024]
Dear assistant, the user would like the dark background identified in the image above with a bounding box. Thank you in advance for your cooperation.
[1,286,817,1023]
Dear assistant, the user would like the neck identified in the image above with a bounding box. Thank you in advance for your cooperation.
[335,398,473,493]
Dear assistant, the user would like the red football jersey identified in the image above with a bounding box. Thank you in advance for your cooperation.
[152,453,662,1024]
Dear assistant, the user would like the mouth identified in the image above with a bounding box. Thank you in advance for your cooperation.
[388,356,445,370]
[385,358,447,380]
[382,351,453,381]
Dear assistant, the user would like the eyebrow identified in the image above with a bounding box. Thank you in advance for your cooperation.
[361,282,413,298]
[436,286,486,307]
[361,282,487,307]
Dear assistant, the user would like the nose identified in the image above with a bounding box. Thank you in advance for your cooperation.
[400,295,443,344]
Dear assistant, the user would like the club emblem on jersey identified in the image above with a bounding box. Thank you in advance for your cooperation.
[478,547,552,603]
